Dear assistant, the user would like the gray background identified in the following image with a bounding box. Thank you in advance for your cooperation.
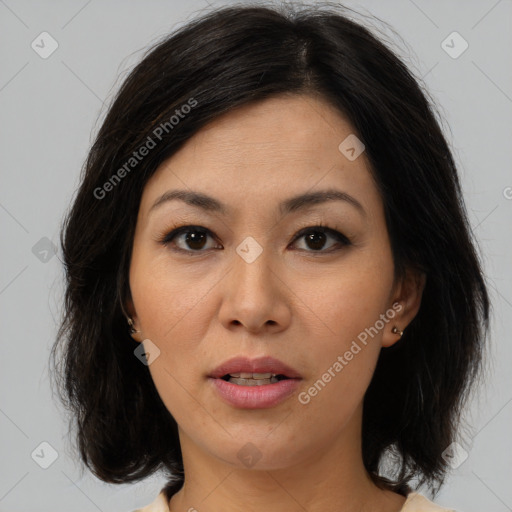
[1,0,511,511]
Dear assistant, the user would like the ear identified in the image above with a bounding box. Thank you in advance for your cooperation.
[124,295,143,343]
[124,293,136,319]
[382,268,426,348]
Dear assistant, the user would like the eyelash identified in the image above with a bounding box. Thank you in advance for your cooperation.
[157,222,351,255]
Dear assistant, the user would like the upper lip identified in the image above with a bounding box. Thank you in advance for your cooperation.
[209,356,302,379]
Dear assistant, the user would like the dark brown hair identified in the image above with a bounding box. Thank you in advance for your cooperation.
[50,1,490,500]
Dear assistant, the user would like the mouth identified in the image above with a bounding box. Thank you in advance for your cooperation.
[209,355,302,382]
[208,356,302,409]
[219,372,291,386]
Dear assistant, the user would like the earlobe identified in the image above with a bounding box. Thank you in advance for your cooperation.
[127,317,140,334]
[382,313,405,348]
[127,316,143,342]
[382,270,426,348]
[391,325,404,338]
[124,297,142,342]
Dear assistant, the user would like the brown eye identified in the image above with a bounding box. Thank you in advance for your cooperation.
[160,224,350,255]
[305,231,327,250]
[161,226,219,253]
[291,226,351,253]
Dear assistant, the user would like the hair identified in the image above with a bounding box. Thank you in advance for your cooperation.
[50,1,490,501]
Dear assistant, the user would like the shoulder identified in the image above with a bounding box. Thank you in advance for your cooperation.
[401,492,458,512]
[132,491,170,512]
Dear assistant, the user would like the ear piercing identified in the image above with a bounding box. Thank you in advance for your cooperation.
[391,326,404,338]
[127,317,141,335]
[128,317,404,338]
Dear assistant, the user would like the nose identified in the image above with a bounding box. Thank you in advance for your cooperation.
[217,244,291,335]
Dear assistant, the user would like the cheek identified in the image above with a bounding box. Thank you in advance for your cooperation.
[128,229,394,431]
[129,254,216,409]
[306,255,394,344]
[295,283,385,428]
[298,250,394,398]
[130,253,212,343]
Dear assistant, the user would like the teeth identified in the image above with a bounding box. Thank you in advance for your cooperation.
[231,372,274,379]
[229,376,280,386]
[252,372,273,379]
[223,372,287,385]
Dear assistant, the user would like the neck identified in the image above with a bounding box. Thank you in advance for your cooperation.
[168,406,407,512]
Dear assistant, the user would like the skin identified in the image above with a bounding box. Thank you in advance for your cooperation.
[126,93,425,512]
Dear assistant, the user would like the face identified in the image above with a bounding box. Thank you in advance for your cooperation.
[126,94,417,471]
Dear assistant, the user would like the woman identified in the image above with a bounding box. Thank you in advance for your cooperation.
[51,3,490,511]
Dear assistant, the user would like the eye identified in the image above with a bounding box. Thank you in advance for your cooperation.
[160,225,219,253]
[291,224,351,253]
[158,223,351,254]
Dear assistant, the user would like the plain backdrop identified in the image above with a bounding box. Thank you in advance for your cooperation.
[1,0,511,511]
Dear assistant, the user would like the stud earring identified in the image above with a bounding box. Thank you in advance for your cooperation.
[391,326,404,338]
[127,317,141,335]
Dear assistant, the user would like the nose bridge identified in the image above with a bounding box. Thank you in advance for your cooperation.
[231,235,275,300]
[218,235,289,332]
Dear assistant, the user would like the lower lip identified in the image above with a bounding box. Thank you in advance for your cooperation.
[209,377,301,409]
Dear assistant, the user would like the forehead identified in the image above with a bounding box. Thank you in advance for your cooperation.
[139,94,380,219]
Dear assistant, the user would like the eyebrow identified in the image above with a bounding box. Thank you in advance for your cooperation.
[149,188,366,218]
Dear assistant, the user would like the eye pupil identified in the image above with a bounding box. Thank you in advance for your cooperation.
[186,230,207,250]
[164,224,347,255]
[306,231,326,250]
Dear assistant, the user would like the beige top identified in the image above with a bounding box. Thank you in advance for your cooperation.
[133,490,457,511]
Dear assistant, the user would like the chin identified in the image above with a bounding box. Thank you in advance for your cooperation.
[212,435,310,471]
